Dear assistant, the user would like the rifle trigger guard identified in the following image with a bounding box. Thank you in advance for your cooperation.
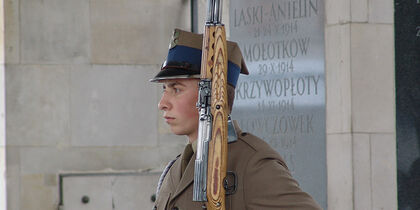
[223,171,237,195]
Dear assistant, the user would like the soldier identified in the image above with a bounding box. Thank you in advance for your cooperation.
[150,28,321,210]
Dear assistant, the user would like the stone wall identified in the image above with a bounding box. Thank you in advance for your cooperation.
[325,0,397,209]
[0,0,6,209]
[3,0,397,209]
[5,0,190,209]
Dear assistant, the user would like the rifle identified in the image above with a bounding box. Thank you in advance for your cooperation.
[193,0,229,209]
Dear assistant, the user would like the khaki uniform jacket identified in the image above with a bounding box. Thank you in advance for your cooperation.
[154,124,322,210]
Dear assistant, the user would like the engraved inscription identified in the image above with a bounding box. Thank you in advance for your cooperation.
[242,38,310,62]
[234,5,263,27]
[253,21,298,38]
[258,60,294,75]
[235,75,321,100]
[257,98,295,112]
[230,2,326,204]
[236,114,314,135]
[233,0,319,27]
[231,0,325,173]
[267,0,319,21]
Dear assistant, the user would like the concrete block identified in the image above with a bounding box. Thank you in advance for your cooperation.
[0,33,3,64]
[20,174,58,210]
[157,145,186,169]
[350,24,395,133]
[111,173,160,209]
[224,0,231,38]
[63,176,113,210]
[19,147,167,175]
[197,0,230,37]
[90,0,190,65]
[371,133,397,210]
[5,65,70,146]
[0,0,3,63]
[4,0,19,64]
[351,0,368,22]
[70,65,158,147]
[353,134,372,210]
[325,0,350,25]
[5,146,20,170]
[62,172,160,210]
[0,65,4,146]
[0,147,6,210]
[157,109,172,135]
[5,146,20,210]
[369,0,394,24]
[327,133,353,210]
[196,0,207,34]
[20,0,90,64]
[325,24,351,134]
[158,131,187,148]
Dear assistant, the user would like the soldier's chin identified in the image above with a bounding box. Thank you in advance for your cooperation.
[170,127,187,136]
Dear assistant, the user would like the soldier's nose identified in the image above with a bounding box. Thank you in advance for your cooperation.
[158,94,170,111]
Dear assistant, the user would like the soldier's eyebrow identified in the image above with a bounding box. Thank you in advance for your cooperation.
[163,81,185,89]
[168,81,185,88]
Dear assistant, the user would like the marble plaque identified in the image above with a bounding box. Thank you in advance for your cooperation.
[229,0,326,208]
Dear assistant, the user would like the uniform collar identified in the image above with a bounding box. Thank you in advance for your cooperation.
[191,140,197,154]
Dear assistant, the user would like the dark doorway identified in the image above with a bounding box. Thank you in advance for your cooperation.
[395,1,420,209]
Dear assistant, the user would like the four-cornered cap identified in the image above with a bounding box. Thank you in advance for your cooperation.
[150,28,249,87]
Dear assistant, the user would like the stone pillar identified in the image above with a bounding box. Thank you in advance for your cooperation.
[325,0,397,209]
[0,0,6,208]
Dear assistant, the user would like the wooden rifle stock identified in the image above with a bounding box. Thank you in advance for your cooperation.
[201,25,229,210]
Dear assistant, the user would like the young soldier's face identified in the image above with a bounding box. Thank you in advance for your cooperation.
[158,79,199,142]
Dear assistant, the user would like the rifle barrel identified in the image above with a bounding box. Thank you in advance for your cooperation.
[206,0,223,24]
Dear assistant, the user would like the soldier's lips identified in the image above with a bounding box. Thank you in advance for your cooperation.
[164,116,175,123]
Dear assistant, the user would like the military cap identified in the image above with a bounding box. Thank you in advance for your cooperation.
[150,28,249,87]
